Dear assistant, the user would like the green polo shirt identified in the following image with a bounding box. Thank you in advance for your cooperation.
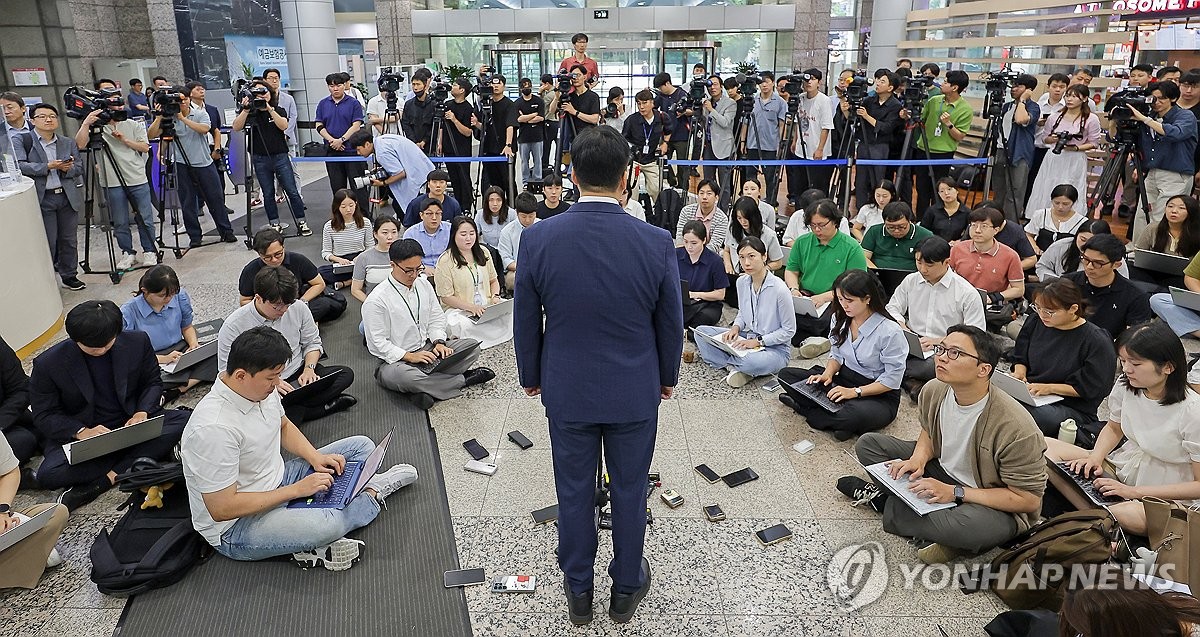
[917,94,974,154]
[785,231,868,294]
[1185,251,1200,279]
[861,222,934,271]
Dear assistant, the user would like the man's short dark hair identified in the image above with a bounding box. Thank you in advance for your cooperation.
[1156,65,1181,79]
[0,92,25,108]
[1182,71,1200,87]
[919,63,940,76]
[967,206,1004,227]
[895,67,913,79]
[1153,81,1181,102]
[571,33,588,44]
[1048,73,1070,86]
[760,71,775,82]
[697,179,720,196]
[800,68,822,82]
[65,300,123,348]
[226,326,292,376]
[945,324,1001,375]
[254,267,298,304]
[413,68,433,83]
[129,78,143,87]
[389,237,425,263]
[94,78,116,90]
[325,73,342,85]
[881,201,913,222]
[569,126,629,192]
[722,77,738,91]
[184,81,204,96]
[1132,63,1155,75]
[31,103,58,117]
[1081,233,1125,263]
[797,188,826,211]
[635,89,654,103]
[1015,74,1038,91]
[252,228,285,254]
[263,68,281,80]
[345,129,374,150]
[541,73,554,84]
[514,192,538,214]
[944,70,970,93]
[152,75,168,84]
[427,168,450,183]
[653,72,672,89]
[898,58,912,67]
[874,69,898,88]
[915,236,951,263]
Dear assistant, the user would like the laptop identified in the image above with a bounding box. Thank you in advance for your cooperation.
[843,449,955,516]
[0,506,57,553]
[792,295,830,318]
[1047,460,1123,508]
[63,414,165,465]
[280,369,345,408]
[903,330,935,359]
[779,375,843,413]
[332,263,356,275]
[680,280,695,305]
[413,340,482,375]
[1133,249,1190,276]
[468,299,514,324]
[159,339,217,374]
[690,327,760,358]
[993,370,1064,407]
[1170,286,1200,313]
[288,427,395,509]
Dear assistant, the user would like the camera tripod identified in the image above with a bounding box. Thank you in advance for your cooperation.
[977,92,1023,218]
[153,119,220,257]
[775,98,803,206]
[239,109,303,246]
[78,123,160,284]
[829,104,863,214]
[1091,128,1150,240]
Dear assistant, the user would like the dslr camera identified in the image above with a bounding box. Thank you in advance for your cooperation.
[350,166,389,190]
[236,84,271,113]
[63,86,128,124]
[604,101,620,119]
[1051,131,1084,155]
[1107,86,1154,123]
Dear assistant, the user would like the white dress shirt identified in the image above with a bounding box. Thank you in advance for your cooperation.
[362,273,448,364]
[218,300,322,378]
[885,268,985,339]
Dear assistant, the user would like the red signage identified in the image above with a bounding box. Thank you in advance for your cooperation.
[1114,0,1200,19]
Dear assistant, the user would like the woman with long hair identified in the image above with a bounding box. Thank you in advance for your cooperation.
[739,178,777,233]
[1036,219,1130,281]
[433,215,512,348]
[119,265,216,403]
[723,196,785,306]
[1023,183,1088,255]
[475,186,513,248]
[676,220,727,333]
[1025,84,1102,218]
[1132,194,1200,287]
[350,215,402,303]
[1046,321,1200,534]
[1060,574,1200,637]
[319,188,374,289]
[778,269,908,440]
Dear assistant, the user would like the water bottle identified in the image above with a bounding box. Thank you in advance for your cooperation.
[1058,418,1077,445]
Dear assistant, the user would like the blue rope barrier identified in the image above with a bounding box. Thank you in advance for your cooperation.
[665,157,989,167]
[292,155,510,163]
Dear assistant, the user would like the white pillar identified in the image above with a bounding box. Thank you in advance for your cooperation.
[281,0,340,146]
[869,0,912,72]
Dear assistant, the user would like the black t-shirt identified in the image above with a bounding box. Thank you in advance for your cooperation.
[482,97,518,154]
[995,220,1036,261]
[443,99,476,157]
[238,252,320,298]
[402,95,436,148]
[622,112,672,164]
[654,88,688,142]
[516,95,546,144]
[246,106,290,156]
[536,200,571,220]
[565,89,601,132]
[1062,271,1152,342]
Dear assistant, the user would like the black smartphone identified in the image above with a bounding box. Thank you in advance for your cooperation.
[530,504,559,525]
[507,430,533,449]
[694,464,721,484]
[463,439,489,461]
[443,568,487,588]
[755,523,792,546]
[722,467,760,488]
[704,504,725,522]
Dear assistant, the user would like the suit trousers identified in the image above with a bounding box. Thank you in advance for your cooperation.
[0,503,69,589]
[446,158,473,211]
[284,363,354,426]
[702,144,732,211]
[176,162,233,243]
[3,414,42,464]
[157,341,219,387]
[324,151,370,213]
[787,152,833,205]
[790,305,835,346]
[855,432,1018,553]
[35,408,190,490]
[374,338,479,401]
[550,416,656,596]
[39,191,78,279]
[778,366,900,438]
[903,355,937,384]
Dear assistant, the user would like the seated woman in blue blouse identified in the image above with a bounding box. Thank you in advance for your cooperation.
[119,265,216,404]
[677,220,727,332]
[778,269,908,440]
[693,236,796,388]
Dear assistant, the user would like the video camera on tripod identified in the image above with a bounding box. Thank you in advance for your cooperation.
[430,75,452,105]
[554,71,573,106]
[901,74,933,112]
[843,72,872,108]
[234,83,271,113]
[778,70,813,115]
[64,87,128,124]
[1107,86,1154,123]
[674,76,712,114]
[982,69,1021,117]
[476,66,499,99]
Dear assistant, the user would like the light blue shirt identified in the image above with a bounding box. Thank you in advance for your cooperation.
[403,221,451,269]
[121,289,195,351]
[173,103,214,168]
[732,274,796,350]
[39,135,61,190]
[829,311,908,390]
[748,93,786,151]
[373,134,436,211]
[5,120,30,148]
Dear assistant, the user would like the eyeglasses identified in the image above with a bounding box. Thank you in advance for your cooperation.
[808,220,833,231]
[33,114,57,120]
[968,222,997,230]
[1030,304,1059,317]
[570,74,583,79]
[883,222,909,232]
[1080,256,1112,268]
[397,264,426,276]
[261,299,293,311]
[931,344,982,362]
[262,250,285,261]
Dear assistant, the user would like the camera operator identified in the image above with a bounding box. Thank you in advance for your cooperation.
[366,87,401,137]
[603,86,626,131]
[1108,63,1155,218]
[703,76,737,207]
[792,69,835,203]
[440,78,477,211]
[401,68,436,154]
[147,86,237,246]
[911,69,973,216]
[989,74,1040,222]
[652,72,692,189]
[745,71,787,205]
[1127,80,1198,233]
[539,74,560,175]
[233,80,309,235]
[516,77,546,189]
[622,89,673,203]
[314,72,368,212]
[477,74,518,194]
[73,80,158,270]
[559,64,601,174]
[852,69,902,214]
[919,63,942,97]
[558,33,598,84]
[346,130,436,219]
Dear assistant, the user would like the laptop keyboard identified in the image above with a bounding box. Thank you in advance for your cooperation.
[309,461,361,504]
[1053,462,1123,506]
[787,380,844,413]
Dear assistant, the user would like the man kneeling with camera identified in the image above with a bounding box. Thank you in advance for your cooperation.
[346,130,435,219]
[233,80,309,234]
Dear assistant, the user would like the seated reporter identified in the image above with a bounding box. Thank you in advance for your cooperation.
[919,177,969,243]
[1060,575,1200,637]
[778,270,907,441]
[434,216,513,349]
[30,301,190,511]
[350,215,401,302]
[1023,184,1088,255]
[498,193,539,292]
[219,267,356,426]
[182,326,418,564]
[1131,194,1200,288]
[1009,278,1118,436]
[949,207,1025,322]
[693,237,795,388]
[676,220,727,333]
[782,189,851,247]
[721,196,784,306]
[402,197,451,272]
[239,228,345,324]
[0,434,68,589]
[0,335,40,477]
[319,189,374,290]
[1036,219,1130,281]
[363,239,494,411]
[120,265,217,404]
[783,199,868,355]
[1045,321,1200,536]
[401,169,462,228]
[675,180,728,253]
[346,130,436,219]
[842,325,1047,564]
[885,236,985,397]
[861,201,934,273]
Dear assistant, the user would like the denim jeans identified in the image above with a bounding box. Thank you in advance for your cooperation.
[216,436,381,561]
[1151,292,1200,337]
[105,182,157,254]
[693,325,790,378]
[252,152,306,224]
[519,141,543,187]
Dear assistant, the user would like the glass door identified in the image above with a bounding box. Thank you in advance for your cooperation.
[487,44,544,97]
[662,42,720,85]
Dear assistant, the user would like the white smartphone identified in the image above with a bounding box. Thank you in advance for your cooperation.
[464,459,498,476]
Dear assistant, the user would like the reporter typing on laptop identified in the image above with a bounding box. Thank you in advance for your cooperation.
[0,433,68,589]
[433,216,513,349]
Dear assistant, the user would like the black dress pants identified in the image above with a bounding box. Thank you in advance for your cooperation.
[36,409,191,489]
[779,366,900,438]
[283,363,355,426]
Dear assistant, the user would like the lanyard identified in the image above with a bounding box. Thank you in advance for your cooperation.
[388,277,420,324]
[746,277,767,336]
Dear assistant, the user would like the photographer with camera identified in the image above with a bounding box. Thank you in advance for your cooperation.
[988,74,1040,222]
[233,80,309,235]
[401,69,436,155]
[703,76,737,208]
[516,77,546,190]
[1107,64,1156,218]
[918,63,942,97]
[622,89,673,204]
[440,78,477,211]
[315,73,368,213]
[911,70,973,216]
[652,73,692,189]
[791,69,835,203]
[1025,84,1101,221]
[346,130,436,220]
[147,85,238,246]
[852,70,903,215]
[744,72,787,205]
[73,80,158,271]
[477,74,518,195]
[557,64,601,176]
[603,86,626,131]
[1127,81,1198,233]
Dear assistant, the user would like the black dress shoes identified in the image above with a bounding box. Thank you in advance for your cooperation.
[563,580,594,625]
[321,393,358,416]
[779,394,799,412]
[609,557,651,623]
[58,477,114,512]
[463,367,496,388]
[411,392,436,411]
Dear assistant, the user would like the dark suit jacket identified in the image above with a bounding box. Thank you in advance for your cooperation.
[513,199,684,423]
[0,335,30,432]
[30,331,163,445]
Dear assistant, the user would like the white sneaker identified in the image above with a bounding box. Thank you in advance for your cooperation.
[798,336,832,360]
[269,222,290,233]
[292,537,364,572]
[115,253,137,271]
[365,464,419,503]
[141,252,158,266]
[297,221,312,236]
[46,547,63,568]
[725,370,753,388]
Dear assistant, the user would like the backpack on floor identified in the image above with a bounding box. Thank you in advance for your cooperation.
[654,187,685,234]
[90,483,211,597]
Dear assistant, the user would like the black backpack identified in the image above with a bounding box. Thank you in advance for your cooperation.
[89,483,211,597]
[654,188,685,234]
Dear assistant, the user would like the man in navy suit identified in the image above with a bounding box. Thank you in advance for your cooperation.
[514,125,684,626]
[30,300,190,511]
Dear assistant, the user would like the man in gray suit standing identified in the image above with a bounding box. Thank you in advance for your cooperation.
[704,77,738,210]
[14,103,85,291]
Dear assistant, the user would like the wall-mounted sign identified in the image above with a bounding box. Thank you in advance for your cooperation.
[593,9,609,19]
[1114,0,1200,20]
[11,68,47,86]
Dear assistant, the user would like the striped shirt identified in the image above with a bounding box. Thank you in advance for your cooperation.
[321,218,375,261]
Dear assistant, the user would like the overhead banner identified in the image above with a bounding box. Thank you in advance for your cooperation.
[224,35,290,88]
[1114,0,1200,20]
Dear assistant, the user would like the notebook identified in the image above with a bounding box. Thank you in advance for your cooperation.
[1133,249,1190,276]
[413,340,481,375]
[1170,287,1200,313]
[863,459,957,516]
[993,371,1064,407]
[63,415,165,465]
[792,295,830,318]
[159,339,217,374]
[332,263,356,275]
[903,330,935,359]
[468,299,513,324]
[279,369,344,408]
[0,506,57,553]
[287,428,395,509]
[690,327,761,358]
